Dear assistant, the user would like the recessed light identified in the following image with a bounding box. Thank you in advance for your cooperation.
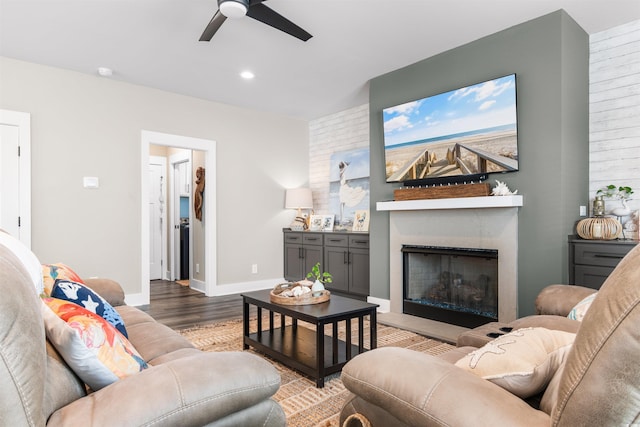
[97,67,113,77]
[240,70,255,80]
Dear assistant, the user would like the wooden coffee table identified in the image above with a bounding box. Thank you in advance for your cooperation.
[241,289,378,387]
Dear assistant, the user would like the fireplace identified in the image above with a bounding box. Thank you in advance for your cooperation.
[377,195,522,334]
[402,245,498,328]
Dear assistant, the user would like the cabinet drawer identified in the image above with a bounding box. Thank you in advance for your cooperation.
[324,234,349,247]
[302,234,323,246]
[574,265,614,290]
[284,232,302,244]
[574,243,631,268]
[349,235,370,249]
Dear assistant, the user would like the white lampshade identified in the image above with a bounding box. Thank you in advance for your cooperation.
[285,188,313,210]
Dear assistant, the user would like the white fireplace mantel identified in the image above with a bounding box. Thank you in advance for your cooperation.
[382,194,522,332]
[377,195,523,212]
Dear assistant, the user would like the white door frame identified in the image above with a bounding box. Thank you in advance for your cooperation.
[140,130,216,304]
[0,110,31,248]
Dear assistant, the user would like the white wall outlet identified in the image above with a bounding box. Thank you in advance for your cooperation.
[579,205,587,217]
[252,264,258,274]
[195,263,200,274]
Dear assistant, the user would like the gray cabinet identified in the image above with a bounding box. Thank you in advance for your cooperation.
[283,231,323,282]
[283,229,370,298]
[323,233,370,297]
[568,236,637,289]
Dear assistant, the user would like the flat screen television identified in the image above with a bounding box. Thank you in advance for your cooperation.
[382,74,518,185]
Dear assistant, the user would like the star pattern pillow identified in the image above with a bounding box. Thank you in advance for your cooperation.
[51,279,128,338]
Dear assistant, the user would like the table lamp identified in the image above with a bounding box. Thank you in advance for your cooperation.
[285,188,313,230]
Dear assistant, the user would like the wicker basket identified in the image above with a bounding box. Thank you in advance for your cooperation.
[269,282,330,305]
[576,217,622,240]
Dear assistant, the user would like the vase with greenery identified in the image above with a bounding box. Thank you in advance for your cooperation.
[597,185,634,216]
[306,262,332,293]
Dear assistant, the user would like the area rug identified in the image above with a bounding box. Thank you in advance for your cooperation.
[179,317,455,427]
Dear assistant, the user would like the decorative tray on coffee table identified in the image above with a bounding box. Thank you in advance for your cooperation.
[270,282,330,305]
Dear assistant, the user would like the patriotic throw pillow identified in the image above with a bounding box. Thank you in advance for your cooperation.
[51,279,128,338]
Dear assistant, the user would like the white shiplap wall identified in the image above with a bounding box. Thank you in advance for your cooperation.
[589,19,640,234]
[308,104,369,214]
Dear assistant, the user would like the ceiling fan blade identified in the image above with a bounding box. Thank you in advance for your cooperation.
[199,10,227,42]
[246,3,312,41]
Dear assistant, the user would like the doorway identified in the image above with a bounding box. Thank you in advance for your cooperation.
[140,130,217,305]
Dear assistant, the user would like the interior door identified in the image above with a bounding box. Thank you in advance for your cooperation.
[149,159,166,280]
[0,123,20,238]
[0,110,31,247]
[169,151,191,282]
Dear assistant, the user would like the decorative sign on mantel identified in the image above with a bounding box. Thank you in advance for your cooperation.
[394,183,490,201]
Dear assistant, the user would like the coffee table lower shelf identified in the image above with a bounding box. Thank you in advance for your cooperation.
[245,325,364,386]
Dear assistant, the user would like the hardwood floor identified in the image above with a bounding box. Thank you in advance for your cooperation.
[139,280,247,330]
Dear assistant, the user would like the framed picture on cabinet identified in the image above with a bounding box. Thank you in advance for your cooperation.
[352,210,370,232]
[309,215,323,231]
[321,215,335,232]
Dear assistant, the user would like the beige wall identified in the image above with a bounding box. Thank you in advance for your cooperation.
[0,57,309,296]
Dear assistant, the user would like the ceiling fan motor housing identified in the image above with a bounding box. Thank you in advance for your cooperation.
[218,0,250,18]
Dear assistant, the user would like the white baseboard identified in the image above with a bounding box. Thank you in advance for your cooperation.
[125,292,148,307]
[367,296,390,313]
[190,278,206,293]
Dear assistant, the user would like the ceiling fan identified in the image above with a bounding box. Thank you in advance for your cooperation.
[199,0,312,42]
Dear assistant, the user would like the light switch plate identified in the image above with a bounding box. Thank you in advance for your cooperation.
[83,177,99,189]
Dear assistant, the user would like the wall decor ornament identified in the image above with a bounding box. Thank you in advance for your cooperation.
[194,167,205,221]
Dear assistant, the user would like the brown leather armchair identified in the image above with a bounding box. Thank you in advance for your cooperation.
[340,243,640,426]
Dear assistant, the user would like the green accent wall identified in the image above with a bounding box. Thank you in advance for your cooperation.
[369,10,589,316]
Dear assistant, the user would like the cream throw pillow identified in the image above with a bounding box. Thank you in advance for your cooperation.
[455,327,575,398]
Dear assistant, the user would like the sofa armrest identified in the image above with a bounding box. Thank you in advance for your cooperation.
[535,284,596,316]
[47,352,283,427]
[82,278,126,307]
[341,347,549,427]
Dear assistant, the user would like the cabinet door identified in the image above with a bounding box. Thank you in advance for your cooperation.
[324,246,349,292]
[284,243,303,282]
[349,247,370,296]
[303,245,323,280]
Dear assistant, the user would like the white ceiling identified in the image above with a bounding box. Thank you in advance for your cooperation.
[1,0,639,120]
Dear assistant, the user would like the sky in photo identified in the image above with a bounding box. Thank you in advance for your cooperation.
[383,74,517,147]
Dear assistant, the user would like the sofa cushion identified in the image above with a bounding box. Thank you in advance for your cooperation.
[42,263,84,296]
[51,279,128,337]
[455,327,575,398]
[116,305,195,362]
[41,297,148,390]
[567,292,597,321]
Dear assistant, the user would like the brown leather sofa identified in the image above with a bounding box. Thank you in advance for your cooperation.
[339,243,640,426]
[0,233,286,426]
